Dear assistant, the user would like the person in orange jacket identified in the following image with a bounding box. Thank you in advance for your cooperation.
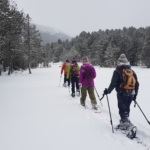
[61,59,71,87]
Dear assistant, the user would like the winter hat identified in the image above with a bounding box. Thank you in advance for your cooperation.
[72,58,76,63]
[66,59,69,62]
[117,54,129,66]
[82,56,89,63]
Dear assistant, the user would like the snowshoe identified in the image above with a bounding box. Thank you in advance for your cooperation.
[115,119,137,139]
[92,104,98,110]
[92,104,101,113]
[126,126,137,139]
[63,83,66,87]
[81,103,85,107]
[116,119,131,130]
[71,93,75,97]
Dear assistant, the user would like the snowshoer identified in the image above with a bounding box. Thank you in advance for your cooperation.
[79,56,98,110]
[61,59,71,87]
[103,54,139,131]
[66,58,80,97]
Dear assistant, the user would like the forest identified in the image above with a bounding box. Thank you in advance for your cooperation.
[0,0,150,76]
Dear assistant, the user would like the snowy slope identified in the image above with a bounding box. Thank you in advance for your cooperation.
[35,24,72,44]
[0,64,150,150]
[36,24,64,34]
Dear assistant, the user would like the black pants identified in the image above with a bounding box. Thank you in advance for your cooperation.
[64,74,70,86]
[117,94,133,120]
[71,77,79,93]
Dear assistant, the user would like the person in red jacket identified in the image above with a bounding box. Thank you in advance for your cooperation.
[61,60,71,87]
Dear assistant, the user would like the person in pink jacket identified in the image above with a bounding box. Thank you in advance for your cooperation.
[79,56,98,110]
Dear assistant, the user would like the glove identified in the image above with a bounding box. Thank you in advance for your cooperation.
[103,88,109,95]
[133,94,137,102]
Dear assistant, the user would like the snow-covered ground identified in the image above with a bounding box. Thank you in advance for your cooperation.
[0,63,150,150]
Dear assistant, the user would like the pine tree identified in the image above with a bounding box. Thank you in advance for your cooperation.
[0,1,24,75]
[141,27,150,68]
[104,42,119,67]
[23,14,42,73]
[0,0,10,72]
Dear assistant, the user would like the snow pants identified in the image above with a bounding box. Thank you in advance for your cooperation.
[80,86,97,105]
[117,93,133,120]
[71,77,79,94]
[64,74,70,86]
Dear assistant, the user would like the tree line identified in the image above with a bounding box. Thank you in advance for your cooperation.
[1,0,150,77]
[46,27,150,68]
[0,0,45,75]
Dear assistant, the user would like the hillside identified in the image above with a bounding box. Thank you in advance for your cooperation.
[36,24,72,45]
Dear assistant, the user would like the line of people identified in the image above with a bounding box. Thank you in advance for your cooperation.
[60,54,139,130]
[61,57,98,110]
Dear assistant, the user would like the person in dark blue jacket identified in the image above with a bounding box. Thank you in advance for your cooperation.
[103,54,139,129]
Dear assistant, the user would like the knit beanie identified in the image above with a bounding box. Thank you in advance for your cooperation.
[66,59,69,62]
[82,56,89,63]
[117,54,129,66]
[72,58,76,63]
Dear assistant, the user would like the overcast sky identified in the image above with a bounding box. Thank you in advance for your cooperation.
[15,0,150,37]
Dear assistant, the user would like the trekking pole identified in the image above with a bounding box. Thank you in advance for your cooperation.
[94,86,103,106]
[59,74,62,87]
[106,94,114,133]
[68,84,71,93]
[100,94,105,101]
[134,101,150,125]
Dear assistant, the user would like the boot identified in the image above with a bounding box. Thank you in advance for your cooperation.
[117,118,132,130]
[71,93,75,97]
[80,99,85,106]
[92,103,98,110]
[63,83,66,87]
[81,103,85,107]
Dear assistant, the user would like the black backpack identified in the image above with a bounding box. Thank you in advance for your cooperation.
[71,64,79,77]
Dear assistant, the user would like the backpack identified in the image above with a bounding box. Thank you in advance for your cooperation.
[70,64,79,77]
[82,65,93,79]
[64,62,70,72]
[120,69,136,90]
